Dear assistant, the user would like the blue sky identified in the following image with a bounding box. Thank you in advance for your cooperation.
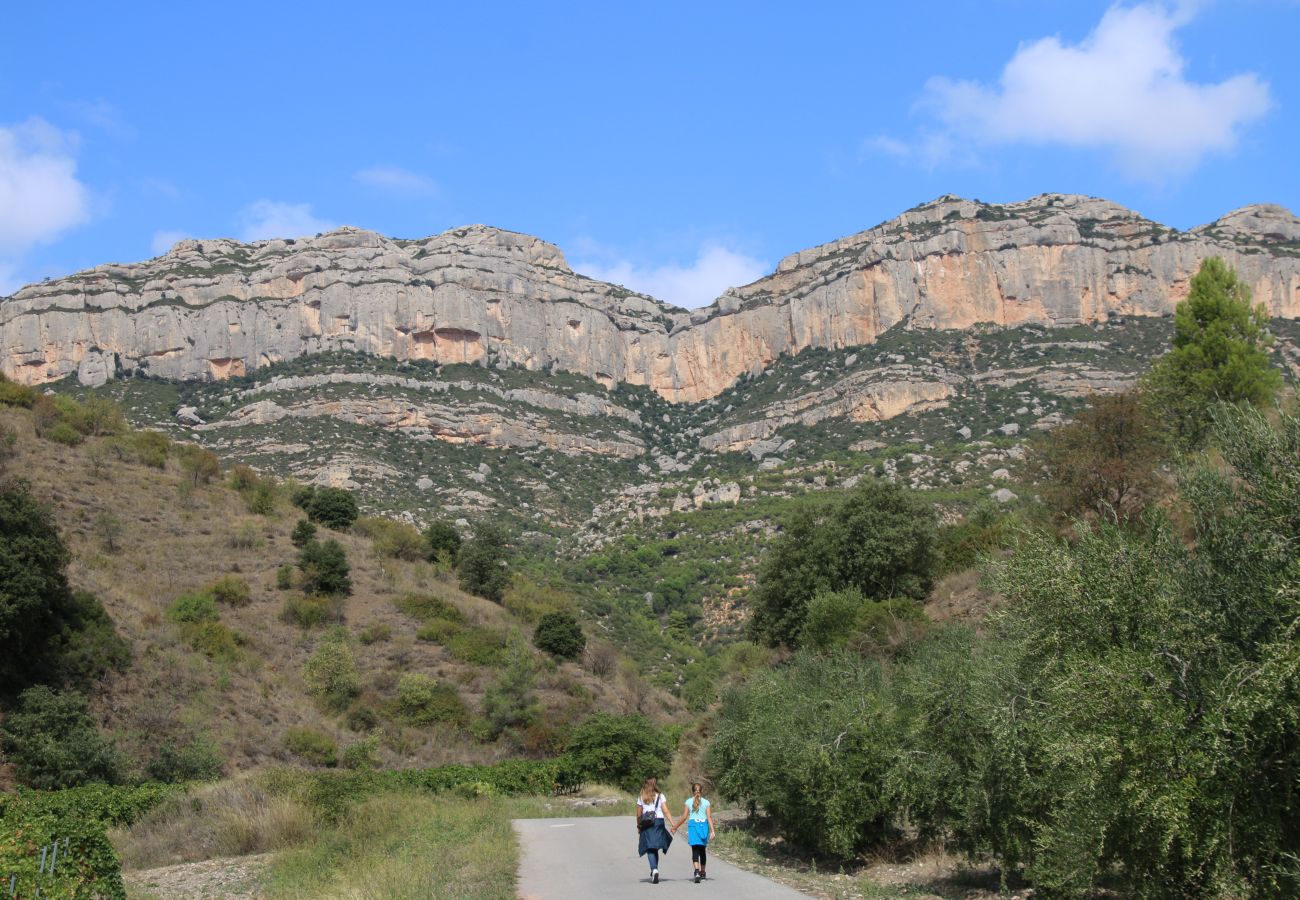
[2,1,1297,306]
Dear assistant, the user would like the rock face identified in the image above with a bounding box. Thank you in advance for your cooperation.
[3,195,1298,402]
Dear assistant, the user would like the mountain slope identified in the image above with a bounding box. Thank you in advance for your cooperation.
[5,195,1298,402]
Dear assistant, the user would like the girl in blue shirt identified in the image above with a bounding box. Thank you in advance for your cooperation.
[671,782,715,883]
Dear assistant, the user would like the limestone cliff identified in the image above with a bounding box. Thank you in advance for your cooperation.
[3,195,1297,401]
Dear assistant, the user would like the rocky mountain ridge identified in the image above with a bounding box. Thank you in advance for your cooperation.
[5,194,1299,402]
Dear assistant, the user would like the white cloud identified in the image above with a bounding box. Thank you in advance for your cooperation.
[237,201,337,242]
[894,3,1271,180]
[151,230,192,256]
[355,166,438,195]
[0,118,90,256]
[577,244,769,309]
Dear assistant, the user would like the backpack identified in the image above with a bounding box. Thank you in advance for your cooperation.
[638,793,660,831]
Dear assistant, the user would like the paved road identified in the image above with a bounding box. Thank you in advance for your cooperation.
[513,817,810,899]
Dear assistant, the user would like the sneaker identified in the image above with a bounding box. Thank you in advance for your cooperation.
[652,869,660,883]
[694,871,701,883]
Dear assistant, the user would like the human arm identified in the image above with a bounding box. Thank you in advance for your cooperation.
[707,802,715,839]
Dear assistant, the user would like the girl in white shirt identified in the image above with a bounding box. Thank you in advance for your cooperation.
[635,776,672,883]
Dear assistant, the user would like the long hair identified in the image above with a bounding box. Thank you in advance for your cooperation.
[691,782,703,813]
[640,777,658,805]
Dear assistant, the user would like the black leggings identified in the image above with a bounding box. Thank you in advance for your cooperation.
[691,845,707,868]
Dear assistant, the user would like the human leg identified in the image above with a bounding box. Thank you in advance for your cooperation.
[646,848,658,874]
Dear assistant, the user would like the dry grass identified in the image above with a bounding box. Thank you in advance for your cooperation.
[1,404,679,776]
[112,775,316,869]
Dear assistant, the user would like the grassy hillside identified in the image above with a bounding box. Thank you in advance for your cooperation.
[0,397,681,783]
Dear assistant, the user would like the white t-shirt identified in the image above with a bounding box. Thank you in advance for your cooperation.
[637,793,667,819]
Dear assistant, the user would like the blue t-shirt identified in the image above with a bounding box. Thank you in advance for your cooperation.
[684,798,710,844]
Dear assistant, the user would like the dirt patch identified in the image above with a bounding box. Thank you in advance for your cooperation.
[124,852,274,899]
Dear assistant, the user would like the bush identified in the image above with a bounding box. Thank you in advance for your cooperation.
[298,539,352,597]
[340,733,381,771]
[416,619,461,643]
[283,727,337,767]
[166,591,218,624]
[0,686,123,789]
[281,594,343,629]
[458,522,510,602]
[124,429,170,468]
[564,713,675,793]
[394,592,463,624]
[357,622,391,645]
[228,464,260,491]
[0,374,38,407]
[447,627,508,667]
[210,575,251,607]
[356,516,425,561]
[276,564,295,590]
[479,637,539,740]
[301,486,359,531]
[183,621,245,662]
[146,734,224,783]
[45,420,83,446]
[533,612,585,660]
[395,674,468,726]
[177,444,220,487]
[245,483,277,515]
[303,630,361,712]
[423,520,462,564]
[801,588,867,652]
[291,518,317,547]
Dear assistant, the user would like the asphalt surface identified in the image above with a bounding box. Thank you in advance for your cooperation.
[513,817,810,899]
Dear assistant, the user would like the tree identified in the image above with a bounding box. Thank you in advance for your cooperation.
[750,479,936,648]
[1031,390,1166,524]
[1143,257,1282,446]
[480,636,540,740]
[0,686,122,789]
[533,611,585,660]
[303,487,359,531]
[423,520,462,564]
[564,713,675,793]
[298,539,352,597]
[0,479,128,698]
[303,628,361,712]
[177,444,220,487]
[459,522,510,602]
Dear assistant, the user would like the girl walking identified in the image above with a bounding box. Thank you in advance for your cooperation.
[636,776,672,883]
[672,782,715,883]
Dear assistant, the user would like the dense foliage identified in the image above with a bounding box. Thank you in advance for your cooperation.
[710,405,1300,897]
[563,713,675,793]
[458,521,510,602]
[296,485,360,531]
[0,687,123,790]
[0,480,129,698]
[297,538,352,597]
[532,611,586,659]
[750,479,936,648]
[423,519,462,563]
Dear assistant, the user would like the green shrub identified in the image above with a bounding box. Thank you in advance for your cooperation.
[0,806,126,899]
[395,674,468,726]
[181,621,245,662]
[458,522,510,602]
[45,420,84,446]
[166,591,218,624]
[210,575,251,607]
[533,612,585,660]
[228,464,260,491]
[357,622,391,645]
[125,429,170,468]
[276,564,295,590]
[423,520,462,564]
[340,733,381,771]
[290,518,317,548]
[245,482,277,515]
[298,539,351,597]
[0,686,123,789]
[0,375,38,407]
[415,619,461,643]
[284,727,338,767]
[479,638,539,740]
[564,713,674,793]
[356,516,425,561]
[303,630,361,712]
[447,627,508,667]
[281,594,343,629]
[301,487,359,531]
[145,734,223,783]
[800,588,866,652]
[394,593,463,624]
